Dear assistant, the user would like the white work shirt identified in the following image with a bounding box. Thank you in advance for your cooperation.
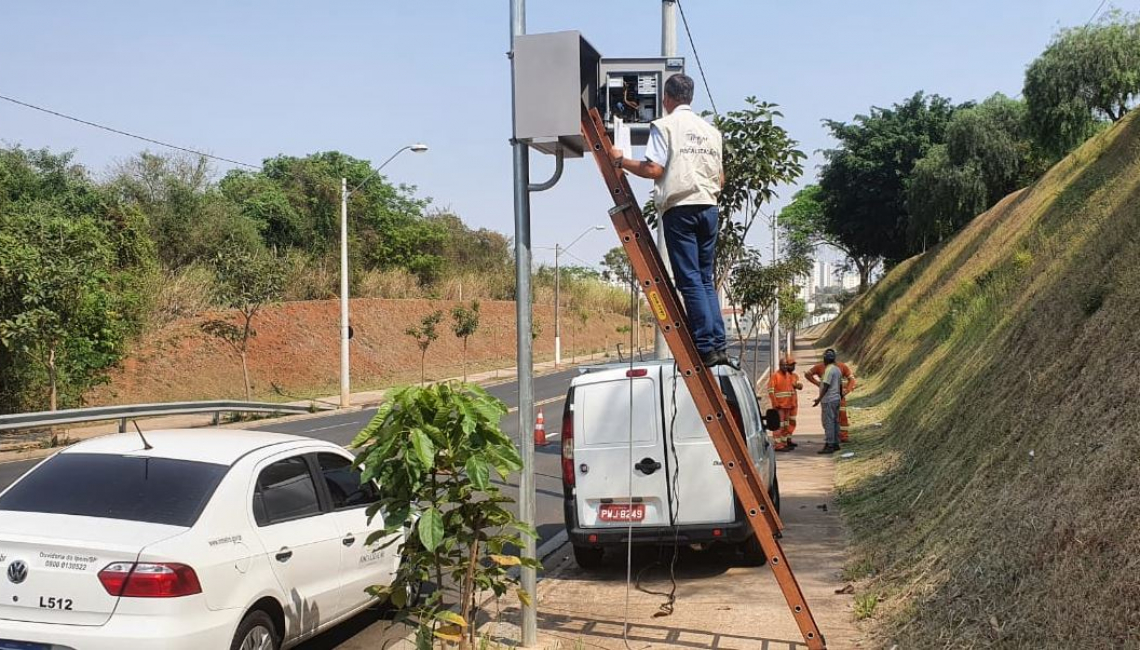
[645,104,694,167]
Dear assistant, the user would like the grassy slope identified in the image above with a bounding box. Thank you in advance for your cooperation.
[824,110,1140,648]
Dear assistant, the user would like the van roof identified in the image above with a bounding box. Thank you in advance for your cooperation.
[574,360,746,384]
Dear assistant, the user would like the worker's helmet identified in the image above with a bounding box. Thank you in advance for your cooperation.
[823,348,837,363]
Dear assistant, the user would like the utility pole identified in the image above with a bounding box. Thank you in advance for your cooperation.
[771,214,781,370]
[338,145,426,409]
[509,0,537,644]
[655,0,677,361]
[554,226,603,366]
[554,243,561,366]
[340,178,350,408]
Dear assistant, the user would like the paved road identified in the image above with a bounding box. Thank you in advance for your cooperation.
[0,337,772,649]
[0,336,774,541]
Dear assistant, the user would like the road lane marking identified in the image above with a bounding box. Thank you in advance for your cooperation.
[506,395,564,414]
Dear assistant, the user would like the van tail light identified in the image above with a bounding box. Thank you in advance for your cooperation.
[98,562,202,598]
[626,368,648,377]
[561,395,575,487]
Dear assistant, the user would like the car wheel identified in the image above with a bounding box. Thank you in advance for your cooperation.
[738,531,768,567]
[573,544,605,569]
[231,610,280,650]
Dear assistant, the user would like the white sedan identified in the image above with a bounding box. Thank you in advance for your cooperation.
[0,429,403,650]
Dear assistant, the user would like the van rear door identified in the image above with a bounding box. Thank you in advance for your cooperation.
[573,369,670,528]
[664,368,739,526]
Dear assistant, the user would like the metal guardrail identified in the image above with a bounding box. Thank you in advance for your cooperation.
[0,400,333,433]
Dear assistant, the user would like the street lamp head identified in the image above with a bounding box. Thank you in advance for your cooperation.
[409,143,429,153]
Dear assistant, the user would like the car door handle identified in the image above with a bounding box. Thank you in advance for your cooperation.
[634,458,662,475]
[342,535,356,547]
[275,549,293,563]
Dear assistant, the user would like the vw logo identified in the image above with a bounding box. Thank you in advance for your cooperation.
[7,560,27,585]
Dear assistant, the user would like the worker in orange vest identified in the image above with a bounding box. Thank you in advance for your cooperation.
[805,349,856,442]
[766,355,803,452]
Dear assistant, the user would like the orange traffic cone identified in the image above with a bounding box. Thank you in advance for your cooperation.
[534,409,549,447]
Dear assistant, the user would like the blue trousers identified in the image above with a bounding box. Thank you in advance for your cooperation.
[663,204,726,355]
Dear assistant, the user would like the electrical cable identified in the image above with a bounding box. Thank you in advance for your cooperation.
[0,92,261,169]
[1086,0,1110,25]
[633,361,682,617]
[675,0,719,116]
[621,276,638,650]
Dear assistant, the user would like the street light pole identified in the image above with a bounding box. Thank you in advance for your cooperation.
[340,178,350,408]
[339,144,428,409]
[554,225,604,367]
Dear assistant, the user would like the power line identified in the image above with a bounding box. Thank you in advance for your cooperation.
[674,0,719,115]
[1086,0,1110,25]
[0,92,261,169]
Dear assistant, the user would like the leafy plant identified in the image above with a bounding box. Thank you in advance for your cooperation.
[450,301,481,382]
[353,383,538,650]
[854,592,879,620]
[406,310,444,386]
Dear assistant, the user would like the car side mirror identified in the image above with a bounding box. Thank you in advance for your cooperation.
[763,408,782,432]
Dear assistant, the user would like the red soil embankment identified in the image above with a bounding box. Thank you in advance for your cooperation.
[90,299,635,405]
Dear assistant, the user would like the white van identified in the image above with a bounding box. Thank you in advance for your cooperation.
[560,361,780,568]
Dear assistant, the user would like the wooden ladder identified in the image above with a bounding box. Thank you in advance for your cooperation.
[581,107,826,650]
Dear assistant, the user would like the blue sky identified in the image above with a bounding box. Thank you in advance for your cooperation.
[0,1,1119,269]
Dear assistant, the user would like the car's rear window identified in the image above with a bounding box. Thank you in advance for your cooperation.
[0,453,228,527]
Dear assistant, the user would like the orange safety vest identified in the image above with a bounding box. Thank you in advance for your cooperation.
[808,362,855,394]
[767,370,800,409]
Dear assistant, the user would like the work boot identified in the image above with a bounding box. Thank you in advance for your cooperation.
[774,442,792,452]
[786,440,798,449]
[701,349,729,367]
[817,444,839,455]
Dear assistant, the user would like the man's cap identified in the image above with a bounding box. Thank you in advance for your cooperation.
[823,348,837,362]
[783,355,796,365]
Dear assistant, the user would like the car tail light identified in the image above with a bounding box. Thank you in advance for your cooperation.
[98,562,202,598]
[626,368,648,377]
[561,396,575,487]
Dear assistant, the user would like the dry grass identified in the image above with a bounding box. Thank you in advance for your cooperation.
[827,110,1140,648]
[144,264,217,330]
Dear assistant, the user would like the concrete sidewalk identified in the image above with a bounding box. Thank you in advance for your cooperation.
[476,343,862,649]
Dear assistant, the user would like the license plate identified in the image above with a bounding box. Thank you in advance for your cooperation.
[598,503,646,522]
[0,641,50,650]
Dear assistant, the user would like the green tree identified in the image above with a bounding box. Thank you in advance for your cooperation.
[713,99,806,289]
[406,310,444,386]
[729,251,806,378]
[353,383,537,649]
[907,94,1047,249]
[1025,13,1140,157]
[450,300,481,382]
[600,246,635,286]
[201,242,287,400]
[819,92,958,268]
[779,185,880,293]
[112,152,261,268]
[0,147,154,411]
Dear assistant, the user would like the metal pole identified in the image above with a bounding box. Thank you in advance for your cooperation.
[340,177,351,409]
[771,213,780,369]
[554,244,561,366]
[510,0,537,644]
[655,0,677,361]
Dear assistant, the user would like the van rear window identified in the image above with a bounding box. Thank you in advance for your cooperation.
[0,453,227,527]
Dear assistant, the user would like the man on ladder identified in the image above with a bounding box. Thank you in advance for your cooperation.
[608,73,728,367]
